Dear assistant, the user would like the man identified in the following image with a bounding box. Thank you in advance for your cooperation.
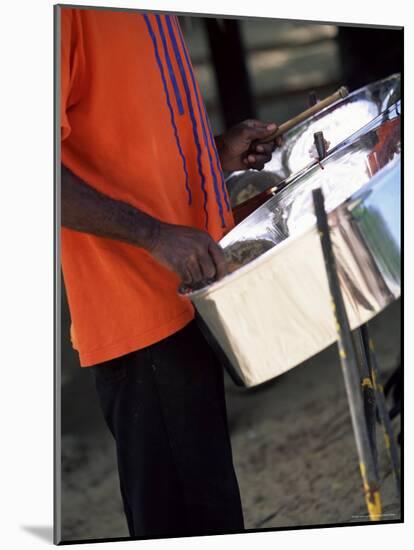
[60,7,279,539]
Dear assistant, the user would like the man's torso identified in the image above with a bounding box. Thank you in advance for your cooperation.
[60,9,233,366]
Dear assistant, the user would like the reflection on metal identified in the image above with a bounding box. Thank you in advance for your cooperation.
[187,114,401,388]
[228,73,400,211]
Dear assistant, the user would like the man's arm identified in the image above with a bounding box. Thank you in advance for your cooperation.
[61,164,227,286]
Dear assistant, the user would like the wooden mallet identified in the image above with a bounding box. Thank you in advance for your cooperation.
[259,86,349,143]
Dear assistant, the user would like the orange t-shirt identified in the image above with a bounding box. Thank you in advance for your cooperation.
[60,8,234,367]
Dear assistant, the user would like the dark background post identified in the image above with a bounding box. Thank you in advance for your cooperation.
[336,26,403,90]
[204,18,256,128]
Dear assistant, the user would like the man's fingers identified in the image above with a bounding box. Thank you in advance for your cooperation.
[242,122,278,142]
[208,242,228,281]
[244,119,276,130]
[185,256,203,284]
[255,142,274,155]
[198,252,217,281]
[245,152,272,170]
[180,266,192,286]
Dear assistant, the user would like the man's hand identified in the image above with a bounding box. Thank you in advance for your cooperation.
[215,119,282,172]
[149,222,228,287]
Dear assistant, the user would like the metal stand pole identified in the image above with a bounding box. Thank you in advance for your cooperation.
[353,328,379,478]
[359,323,401,498]
[312,188,382,521]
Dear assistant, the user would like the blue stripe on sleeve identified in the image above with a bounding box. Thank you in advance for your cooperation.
[170,16,227,227]
[154,15,184,116]
[174,18,231,214]
[163,15,209,229]
[202,102,231,212]
[143,15,192,205]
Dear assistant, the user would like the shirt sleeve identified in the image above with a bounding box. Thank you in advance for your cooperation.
[60,9,74,142]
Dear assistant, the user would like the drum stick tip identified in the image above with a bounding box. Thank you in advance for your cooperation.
[339,86,349,98]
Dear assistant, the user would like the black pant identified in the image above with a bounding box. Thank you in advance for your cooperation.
[90,321,245,539]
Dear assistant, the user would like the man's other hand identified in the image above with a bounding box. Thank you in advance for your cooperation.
[149,222,228,288]
[215,119,282,172]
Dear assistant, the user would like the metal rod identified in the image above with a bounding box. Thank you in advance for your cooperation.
[312,187,382,521]
[314,131,328,161]
[360,323,401,498]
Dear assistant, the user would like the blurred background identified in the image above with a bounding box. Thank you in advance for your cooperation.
[59,15,402,541]
[178,17,402,133]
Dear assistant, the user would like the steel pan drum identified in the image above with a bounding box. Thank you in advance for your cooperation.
[228,74,400,214]
[188,107,401,388]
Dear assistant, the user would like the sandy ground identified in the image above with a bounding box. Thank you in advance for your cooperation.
[60,300,401,541]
